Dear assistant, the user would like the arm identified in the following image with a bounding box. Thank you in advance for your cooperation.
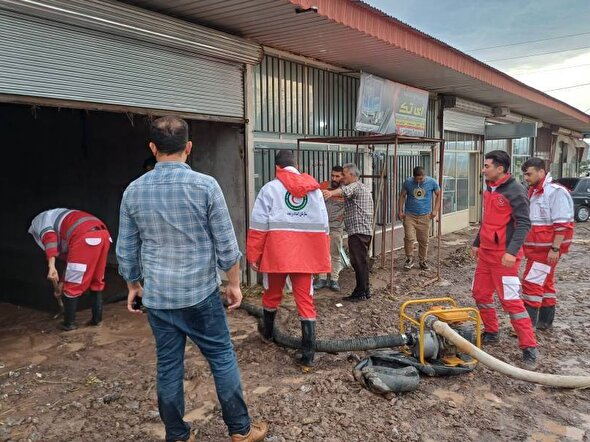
[548,188,575,263]
[432,189,441,219]
[208,181,242,272]
[505,184,531,257]
[398,189,407,220]
[208,181,243,310]
[247,187,270,270]
[115,195,144,314]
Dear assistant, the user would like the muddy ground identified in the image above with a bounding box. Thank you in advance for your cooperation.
[1,224,590,442]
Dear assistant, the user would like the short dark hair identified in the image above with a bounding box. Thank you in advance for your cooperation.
[149,116,189,154]
[485,150,511,173]
[521,157,546,172]
[332,165,344,173]
[413,166,425,177]
[275,150,296,168]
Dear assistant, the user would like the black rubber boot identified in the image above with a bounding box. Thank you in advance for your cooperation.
[296,320,316,369]
[522,347,539,369]
[481,331,500,344]
[525,304,539,328]
[261,309,276,342]
[59,295,78,331]
[87,291,103,326]
[537,306,555,330]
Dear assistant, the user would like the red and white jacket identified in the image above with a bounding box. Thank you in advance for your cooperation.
[28,208,106,259]
[247,166,331,274]
[524,174,574,255]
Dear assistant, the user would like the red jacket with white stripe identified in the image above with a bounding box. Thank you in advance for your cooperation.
[247,166,331,274]
[28,208,106,259]
[524,174,574,255]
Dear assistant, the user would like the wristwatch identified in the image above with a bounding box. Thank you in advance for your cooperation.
[550,246,560,252]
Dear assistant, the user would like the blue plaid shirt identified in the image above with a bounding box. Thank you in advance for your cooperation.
[116,162,241,309]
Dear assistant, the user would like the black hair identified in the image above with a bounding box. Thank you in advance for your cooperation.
[332,165,344,173]
[521,157,546,172]
[413,166,425,177]
[484,150,511,174]
[149,116,189,155]
[275,150,296,168]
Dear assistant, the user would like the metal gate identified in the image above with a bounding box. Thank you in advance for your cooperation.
[0,1,261,118]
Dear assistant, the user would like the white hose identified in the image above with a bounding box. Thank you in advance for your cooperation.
[431,320,590,389]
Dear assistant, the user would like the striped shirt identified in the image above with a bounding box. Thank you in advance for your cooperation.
[116,162,241,310]
[341,180,374,236]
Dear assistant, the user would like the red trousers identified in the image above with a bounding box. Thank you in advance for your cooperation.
[522,250,557,308]
[472,250,537,349]
[262,273,316,320]
[62,229,111,297]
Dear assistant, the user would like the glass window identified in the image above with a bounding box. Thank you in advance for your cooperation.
[485,138,509,153]
[456,153,469,211]
[443,152,456,214]
[513,138,532,155]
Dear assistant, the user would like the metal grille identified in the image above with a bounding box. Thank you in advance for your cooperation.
[0,10,245,117]
[254,146,430,226]
[254,148,364,194]
[373,150,432,225]
[253,55,359,136]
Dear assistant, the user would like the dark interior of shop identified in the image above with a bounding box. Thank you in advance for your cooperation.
[0,103,246,312]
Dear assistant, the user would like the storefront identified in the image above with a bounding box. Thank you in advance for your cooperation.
[0,0,261,309]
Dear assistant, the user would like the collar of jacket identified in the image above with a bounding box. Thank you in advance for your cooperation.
[528,173,552,198]
[487,173,512,190]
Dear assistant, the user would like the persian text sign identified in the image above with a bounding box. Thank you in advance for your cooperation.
[355,73,429,136]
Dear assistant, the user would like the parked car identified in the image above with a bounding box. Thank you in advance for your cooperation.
[554,177,590,222]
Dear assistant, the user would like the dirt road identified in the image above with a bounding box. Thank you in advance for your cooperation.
[1,225,589,441]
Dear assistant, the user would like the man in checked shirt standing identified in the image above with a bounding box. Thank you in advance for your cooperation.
[323,163,374,302]
[117,116,267,442]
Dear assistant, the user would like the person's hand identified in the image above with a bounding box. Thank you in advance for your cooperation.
[398,212,406,221]
[322,189,332,200]
[501,253,516,267]
[226,283,243,311]
[430,212,438,220]
[471,247,479,259]
[53,282,64,299]
[250,262,259,272]
[47,265,59,284]
[126,282,144,314]
[547,249,560,265]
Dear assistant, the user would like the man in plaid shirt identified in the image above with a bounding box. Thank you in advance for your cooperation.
[117,116,267,442]
[323,163,374,301]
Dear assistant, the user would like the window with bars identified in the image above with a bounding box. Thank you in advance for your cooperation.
[443,131,481,214]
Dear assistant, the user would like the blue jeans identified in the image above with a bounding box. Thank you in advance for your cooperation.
[147,291,251,441]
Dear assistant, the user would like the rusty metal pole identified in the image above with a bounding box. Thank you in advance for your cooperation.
[297,139,301,167]
[390,137,399,296]
[436,140,445,280]
[381,144,389,268]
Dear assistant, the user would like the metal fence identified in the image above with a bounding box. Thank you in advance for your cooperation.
[254,147,432,225]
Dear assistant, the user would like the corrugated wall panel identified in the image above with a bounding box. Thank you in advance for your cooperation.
[0,10,244,117]
[253,55,359,136]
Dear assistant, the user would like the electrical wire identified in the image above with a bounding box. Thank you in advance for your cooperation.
[484,45,590,62]
[544,82,590,92]
[465,31,590,52]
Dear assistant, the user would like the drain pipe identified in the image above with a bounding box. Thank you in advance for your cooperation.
[428,317,590,389]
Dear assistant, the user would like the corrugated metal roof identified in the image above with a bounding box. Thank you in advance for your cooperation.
[121,0,590,133]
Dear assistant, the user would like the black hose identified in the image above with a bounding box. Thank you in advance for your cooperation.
[239,300,408,353]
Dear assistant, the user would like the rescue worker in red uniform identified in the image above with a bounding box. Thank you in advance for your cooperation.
[247,150,330,369]
[29,209,111,330]
[471,150,538,367]
[521,158,574,330]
